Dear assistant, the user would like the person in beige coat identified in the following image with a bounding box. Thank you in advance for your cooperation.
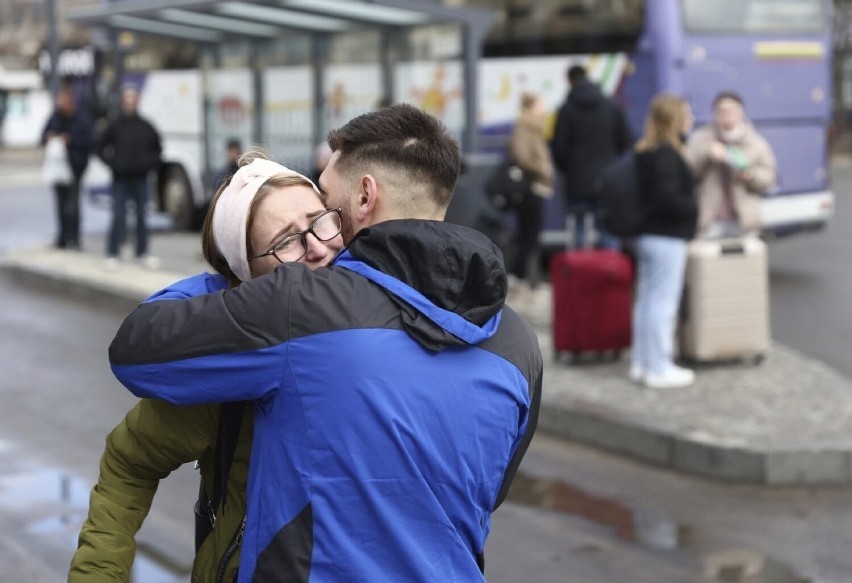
[685,91,777,238]
[507,91,554,290]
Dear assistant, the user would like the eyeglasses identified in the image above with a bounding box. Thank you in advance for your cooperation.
[249,207,342,264]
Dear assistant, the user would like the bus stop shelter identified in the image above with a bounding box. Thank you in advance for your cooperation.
[67,0,495,156]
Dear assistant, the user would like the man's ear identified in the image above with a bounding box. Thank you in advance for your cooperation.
[355,174,379,222]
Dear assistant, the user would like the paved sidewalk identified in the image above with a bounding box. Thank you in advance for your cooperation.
[6,232,852,486]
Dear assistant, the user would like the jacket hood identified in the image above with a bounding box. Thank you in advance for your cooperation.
[568,81,605,109]
[334,220,507,351]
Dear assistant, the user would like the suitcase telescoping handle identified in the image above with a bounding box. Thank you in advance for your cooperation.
[565,213,597,251]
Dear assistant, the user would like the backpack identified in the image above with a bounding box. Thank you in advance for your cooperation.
[596,151,643,238]
[484,158,532,211]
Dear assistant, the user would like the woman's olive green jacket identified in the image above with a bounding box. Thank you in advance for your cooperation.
[67,398,253,583]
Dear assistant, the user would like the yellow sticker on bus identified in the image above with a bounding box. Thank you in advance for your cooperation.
[754,41,824,60]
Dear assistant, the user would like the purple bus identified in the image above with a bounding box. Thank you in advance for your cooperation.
[469,0,834,244]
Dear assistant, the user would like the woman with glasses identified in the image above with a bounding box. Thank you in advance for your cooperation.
[69,151,343,583]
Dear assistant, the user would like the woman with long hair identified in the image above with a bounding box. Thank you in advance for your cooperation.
[630,95,698,389]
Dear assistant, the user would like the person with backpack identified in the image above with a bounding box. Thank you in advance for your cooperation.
[631,95,698,389]
[550,64,632,249]
[68,152,344,583]
[506,91,554,297]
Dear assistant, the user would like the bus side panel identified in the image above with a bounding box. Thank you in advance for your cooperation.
[619,50,657,142]
[680,37,830,126]
[208,69,253,178]
[138,70,205,206]
[759,125,828,195]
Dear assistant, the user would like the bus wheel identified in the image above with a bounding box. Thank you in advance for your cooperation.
[162,166,196,231]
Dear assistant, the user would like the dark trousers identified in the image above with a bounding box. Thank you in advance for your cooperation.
[107,176,149,258]
[511,192,543,280]
[565,200,621,251]
[53,179,81,249]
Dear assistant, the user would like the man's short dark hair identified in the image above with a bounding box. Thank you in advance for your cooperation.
[327,103,461,209]
[226,138,241,151]
[712,90,745,108]
[567,65,587,86]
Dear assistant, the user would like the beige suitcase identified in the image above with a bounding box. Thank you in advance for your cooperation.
[679,238,770,362]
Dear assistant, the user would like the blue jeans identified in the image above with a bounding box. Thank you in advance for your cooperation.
[632,235,688,375]
[107,176,150,258]
[566,202,621,250]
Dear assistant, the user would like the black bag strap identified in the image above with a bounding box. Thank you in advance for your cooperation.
[210,401,247,516]
[195,402,247,551]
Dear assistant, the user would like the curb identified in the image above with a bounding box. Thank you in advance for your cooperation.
[533,324,852,486]
[2,249,187,306]
[8,248,852,486]
[538,404,852,486]
[5,260,148,310]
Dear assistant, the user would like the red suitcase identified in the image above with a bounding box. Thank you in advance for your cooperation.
[550,249,634,359]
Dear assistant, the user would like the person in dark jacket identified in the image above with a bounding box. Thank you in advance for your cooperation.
[69,152,343,583]
[551,64,632,249]
[632,94,698,389]
[97,84,162,269]
[107,104,542,582]
[41,86,94,250]
[212,137,242,190]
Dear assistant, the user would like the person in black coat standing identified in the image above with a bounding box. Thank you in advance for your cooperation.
[97,85,162,269]
[550,65,632,249]
[41,86,95,250]
[631,94,698,390]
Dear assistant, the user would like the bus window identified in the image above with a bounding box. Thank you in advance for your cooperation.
[682,0,823,34]
[454,0,644,56]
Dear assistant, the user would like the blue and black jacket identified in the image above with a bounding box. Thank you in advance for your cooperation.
[109,220,543,582]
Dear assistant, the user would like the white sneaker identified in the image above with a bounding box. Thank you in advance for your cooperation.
[104,257,120,271]
[629,365,644,384]
[670,364,694,377]
[138,255,161,270]
[644,366,695,389]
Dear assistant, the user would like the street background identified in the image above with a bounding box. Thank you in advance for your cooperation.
[3,149,852,581]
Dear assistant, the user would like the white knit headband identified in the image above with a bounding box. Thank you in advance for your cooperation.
[211,158,320,282]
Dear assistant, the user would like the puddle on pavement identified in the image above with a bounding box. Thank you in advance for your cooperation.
[0,463,188,581]
[0,456,809,582]
[507,471,808,583]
